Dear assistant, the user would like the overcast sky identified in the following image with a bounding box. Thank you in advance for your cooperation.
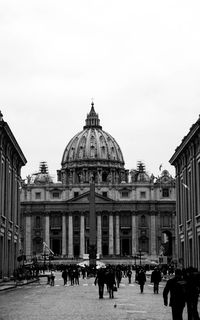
[1,0,200,181]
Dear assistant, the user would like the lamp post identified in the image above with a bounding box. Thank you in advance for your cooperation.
[139,249,142,266]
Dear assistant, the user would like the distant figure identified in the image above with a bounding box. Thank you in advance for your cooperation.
[94,268,106,299]
[116,268,122,288]
[137,268,146,293]
[62,269,68,285]
[127,268,132,284]
[151,267,162,294]
[163,269,186,320]
[50,270,55,286]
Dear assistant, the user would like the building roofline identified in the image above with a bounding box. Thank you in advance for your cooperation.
[0,120,27,165]
[169,115,200,165]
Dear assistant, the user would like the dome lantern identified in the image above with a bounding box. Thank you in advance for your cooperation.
[83,102,102,129]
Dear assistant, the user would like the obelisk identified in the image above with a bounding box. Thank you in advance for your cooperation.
[89,181,97,267]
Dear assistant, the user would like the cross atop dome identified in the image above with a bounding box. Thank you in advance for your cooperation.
[84,101,102,129]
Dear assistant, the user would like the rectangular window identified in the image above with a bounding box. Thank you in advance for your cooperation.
[162,188,169,197]
[188,171,192,219]
[35,192,41,199]
[52,192,60,198]
[197,162,200,214]
[121,191,129,198]
[36,216,41,228]
[74,192,79,198]
[162,215,171,227]
[140,191,146,199]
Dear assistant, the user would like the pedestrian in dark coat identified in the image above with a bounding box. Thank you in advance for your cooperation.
[137,268,146,293]
[127,269,132,284]
[94,268,106,299]
[106,268,116,299]
[116,268,122,288]
[163,269,186,320]
[50,270,55,286]
[151,267,162,293]
[185,267,200,320]
[62,269,68,285]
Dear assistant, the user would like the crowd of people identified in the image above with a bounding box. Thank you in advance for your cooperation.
[13,262,200,319]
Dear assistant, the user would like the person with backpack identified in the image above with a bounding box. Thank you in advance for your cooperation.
[163,269,187,320]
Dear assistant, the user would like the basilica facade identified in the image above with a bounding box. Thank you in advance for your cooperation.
[21,104,176,264]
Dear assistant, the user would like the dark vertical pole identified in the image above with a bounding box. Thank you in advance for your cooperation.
[89,182,96,267]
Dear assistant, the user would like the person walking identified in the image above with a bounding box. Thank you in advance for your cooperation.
[151,267,162,294]
[137,268,146,293]
[185,267,200,320]
[127,268,132,284]
[163,269,186,320]
[94,267,106,299]
[106,268,116,299]
[50,270,55,286]
[116,267,122,288]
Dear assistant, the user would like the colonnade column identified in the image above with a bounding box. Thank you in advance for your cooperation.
[115,213,120,255]
[25,215,31,256]
[62,214,66,256]
[68,214,73,258]
[80,214,85,258]
[150,213,156,256]
[109,213,114,255]
[131,214,137,255]
[45,214,50,248]
[97,213,102,256]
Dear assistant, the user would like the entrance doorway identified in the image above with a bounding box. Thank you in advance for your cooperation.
[74,245,80,257]
[121,239,130,256]
[52,239,61,255]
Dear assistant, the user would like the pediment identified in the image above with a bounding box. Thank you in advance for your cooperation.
[67,191,114,204]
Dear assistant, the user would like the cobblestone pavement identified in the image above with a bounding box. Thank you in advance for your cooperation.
[0,272,198,320]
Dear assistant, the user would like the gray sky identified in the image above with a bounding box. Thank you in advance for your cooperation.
[1,0,200,180]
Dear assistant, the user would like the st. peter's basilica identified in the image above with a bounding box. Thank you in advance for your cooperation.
[20,103,176,264]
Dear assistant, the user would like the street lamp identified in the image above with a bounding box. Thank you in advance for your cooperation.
[139,249,142,266]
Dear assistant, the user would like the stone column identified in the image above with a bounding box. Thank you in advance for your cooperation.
[97,213,102,256]
[150,213,156,256]
[80,214,85,258]
[25,215,31,256]
[115,213,120,255]
[109,213,114,255]
[62,214,66,256]
[45,214,50,248]
[68,214,73,258]
[132,214,137,255]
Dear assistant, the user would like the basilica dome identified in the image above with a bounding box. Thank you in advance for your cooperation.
[61,103,124,168]
[59,103,126,184]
